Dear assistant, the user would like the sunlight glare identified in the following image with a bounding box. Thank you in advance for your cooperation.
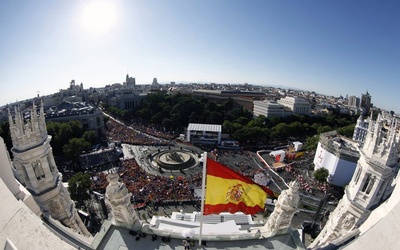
[81,1,117,34]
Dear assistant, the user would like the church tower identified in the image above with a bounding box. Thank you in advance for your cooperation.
[8,101,90,236]
[310,114,400,248]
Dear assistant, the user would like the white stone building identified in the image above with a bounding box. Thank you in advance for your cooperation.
[1,100,400,250]
[310,115,400,249]
[352,115,371,144]
[253,100,286,118]
[186,123,222,145]
[314,131,360,187]
[347,95,359,110]
[277,96,310,115]
[106,88,144,110]
[0,137,41,215]
[45,101,104,136]
[8,103,90,236]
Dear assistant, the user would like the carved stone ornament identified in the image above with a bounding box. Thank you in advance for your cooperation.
[261,181,300,236]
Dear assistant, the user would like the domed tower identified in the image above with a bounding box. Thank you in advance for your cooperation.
[310,114,400,248]
[8,101,90,236]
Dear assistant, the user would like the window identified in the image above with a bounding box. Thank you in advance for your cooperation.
[32,160,45,180]
[48,156,54,172]
[22,165,30,181]
[361,173,371,192]
[366,177,375,194]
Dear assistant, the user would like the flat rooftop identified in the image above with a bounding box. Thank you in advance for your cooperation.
[96,225,303,250]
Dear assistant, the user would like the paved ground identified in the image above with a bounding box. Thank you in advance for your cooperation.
[96,223,303,250]
[121,143,204,179]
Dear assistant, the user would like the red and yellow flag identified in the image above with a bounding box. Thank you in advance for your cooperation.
[204,157,275,215]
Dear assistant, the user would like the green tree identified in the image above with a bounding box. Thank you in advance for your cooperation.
[58,123,74,144]
[337,124,356,138]
[317,125,333,134]
[314,167,329,182]
[233,126,267,144]
[0,121,12,151]
[68,120,84,138]
[137,107,152,121]
[82,130,98,145]
[225,107,252,122]
[249,115,266,127]
[162,118,174,131]
[288,121,303,138]
[271,123,289,139]
[151,112,163,124]
[63,138,91,162]
[47,121,62,153]
[234,116,250,126]
[222,121,243,136]
[305,135,320,151]
[68,172,92,204]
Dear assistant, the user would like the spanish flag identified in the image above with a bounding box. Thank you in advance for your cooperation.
[204,157,275,215]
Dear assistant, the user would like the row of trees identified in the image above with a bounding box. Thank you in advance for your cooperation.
[222,114,356,148]
[2,91,358,156]
[104,92,238,130]
[68,172,92,206]
[0,121,12,150]
[103,92,357,150]
[46,121,99,163]
[1,119,99,162]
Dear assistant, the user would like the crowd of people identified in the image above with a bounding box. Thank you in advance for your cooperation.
[96,114,339,218]
[105,119,172,146]
[92,158,203,206]
[129,122,176,141]
[284,165,331,195]
[80,148,121,169]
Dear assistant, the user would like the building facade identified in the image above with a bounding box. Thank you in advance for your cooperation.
[277,96,310,115]
[192,89,266,104]
[253,100,286,118]
[348,95,359,109]
[106,88,144,111]
[359,91,372,115]
[352,115,371,144]
[45,101,104,136]
[186,123,222,145]
[314,131,360,187]
[310,115,400,249]
[8,103,90,236]
[125,74,136,87]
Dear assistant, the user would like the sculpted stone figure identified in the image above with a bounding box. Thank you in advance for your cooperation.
[106,172,141,229]
[263,181,300,236]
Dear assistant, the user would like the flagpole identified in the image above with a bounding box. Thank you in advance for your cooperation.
[199,152,207,247]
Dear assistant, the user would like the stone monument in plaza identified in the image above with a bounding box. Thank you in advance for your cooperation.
[261,181,300,236]
[106,172,142,230]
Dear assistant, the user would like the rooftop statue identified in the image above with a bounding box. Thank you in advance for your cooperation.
[106,172,142,230]
[261,181,300,236]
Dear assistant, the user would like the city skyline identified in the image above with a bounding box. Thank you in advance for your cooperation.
[1,0,399,113]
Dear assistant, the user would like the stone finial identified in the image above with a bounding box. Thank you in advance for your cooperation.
[261,181,300,237]
[105,172,141,230]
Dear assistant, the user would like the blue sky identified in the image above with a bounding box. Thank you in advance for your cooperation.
[0,0,399,113]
